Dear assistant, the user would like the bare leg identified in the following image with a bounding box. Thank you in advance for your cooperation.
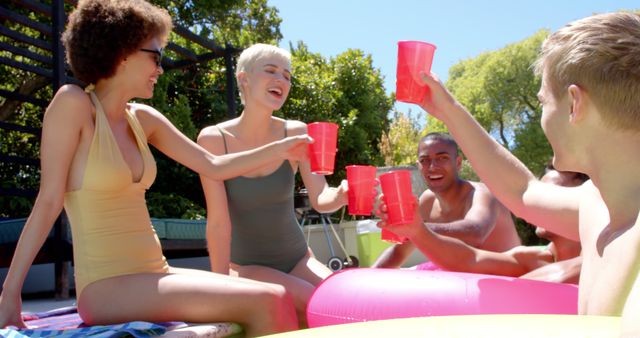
[290,249,333,286]
[77,268,298,337]
[231,249,333,327]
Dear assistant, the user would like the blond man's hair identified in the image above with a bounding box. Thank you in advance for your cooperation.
[235,44,291,105]
[534,12,640,131]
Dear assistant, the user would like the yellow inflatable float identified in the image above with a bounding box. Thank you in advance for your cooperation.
[263,314,620,338]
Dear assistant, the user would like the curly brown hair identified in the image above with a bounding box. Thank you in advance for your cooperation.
[61,0,173,85]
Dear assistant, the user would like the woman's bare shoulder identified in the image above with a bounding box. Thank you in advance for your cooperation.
[46,84,93,120]
[128,102,162,119]
[198,120,239,155]
[52,84,91,106]
[199,118,239,139]
[281,118,307,136]
[199,125,224,140]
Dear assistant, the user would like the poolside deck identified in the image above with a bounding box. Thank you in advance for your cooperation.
[22,296,76,313]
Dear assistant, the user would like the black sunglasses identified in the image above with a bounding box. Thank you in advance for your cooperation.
[139,48,163,67]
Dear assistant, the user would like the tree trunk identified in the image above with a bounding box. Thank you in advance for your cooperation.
[0,76,48,121]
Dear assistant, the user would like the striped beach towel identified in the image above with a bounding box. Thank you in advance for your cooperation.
[0,306,169,337]
[0,306,243,337]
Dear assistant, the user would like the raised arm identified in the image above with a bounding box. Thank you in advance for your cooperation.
[0,85,85,328]
[135,105,310,181]
[417,73,580,240]
[424,185,498,248]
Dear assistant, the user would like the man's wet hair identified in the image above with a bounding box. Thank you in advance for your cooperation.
[418,132,460,157]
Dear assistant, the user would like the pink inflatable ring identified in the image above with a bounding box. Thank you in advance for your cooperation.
[307,268,578,327]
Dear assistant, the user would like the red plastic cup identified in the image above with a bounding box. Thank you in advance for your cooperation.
[379,170,416,226]
[307,122,338,175]
[396,41,437,104]
[381,228,408,244]
[346,165,377,215]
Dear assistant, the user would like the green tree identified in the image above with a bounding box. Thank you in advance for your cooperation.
[281,42,391,186]
[0,6,60,217]
[379,110,423,166]
[153,0,283,47]
[1,1,285,218]
[427,30,551,175]
[331,48,392,178]
[140,0,287,217]
[380,109,479,182]
[1,2,392,219]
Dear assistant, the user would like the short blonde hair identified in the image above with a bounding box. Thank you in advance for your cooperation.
[236,44,291,105]
[534,12,640,131]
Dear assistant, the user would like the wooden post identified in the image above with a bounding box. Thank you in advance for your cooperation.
[224,45,237,118]
[51,0,70,300]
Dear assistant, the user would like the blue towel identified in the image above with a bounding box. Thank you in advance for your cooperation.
[0,321,167,337]
[2,305,242,337]
[0,306,170,337]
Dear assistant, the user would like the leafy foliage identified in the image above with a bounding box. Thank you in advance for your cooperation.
[380,109,480,182]
[427,30,551,176]
[153,0,283,46]
[379,110,423,166]
[281,42,391,186]
[146,191,206,219]
[0,6,57,217]
[440,31,553,244]
[138,0,288,217]
[1,1,391,219]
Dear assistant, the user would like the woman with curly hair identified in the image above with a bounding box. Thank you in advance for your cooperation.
[0,0,305,335]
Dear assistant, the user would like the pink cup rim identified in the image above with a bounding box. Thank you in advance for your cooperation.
[346,165,377,174]
[346,164,376,168]
[308,121,339,128]
[397,40,437,49]
[379,169,411,178]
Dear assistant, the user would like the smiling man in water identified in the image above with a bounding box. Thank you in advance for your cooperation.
[373,132,521,268]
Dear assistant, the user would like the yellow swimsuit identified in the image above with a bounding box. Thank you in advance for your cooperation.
[64,91,169,298]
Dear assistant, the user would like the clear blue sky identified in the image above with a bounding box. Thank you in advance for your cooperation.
[267,0,638,122]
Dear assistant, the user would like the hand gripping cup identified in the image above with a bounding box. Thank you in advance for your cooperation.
[396,41,437,104]
[381,228,407,244]
[307,122,338,175]
[379,170,415,243]
[346,165,377,215]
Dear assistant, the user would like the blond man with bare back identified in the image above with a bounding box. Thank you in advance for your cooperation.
[379,12,640,336]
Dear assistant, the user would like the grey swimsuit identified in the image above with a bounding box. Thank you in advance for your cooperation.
[218,124,308,273]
